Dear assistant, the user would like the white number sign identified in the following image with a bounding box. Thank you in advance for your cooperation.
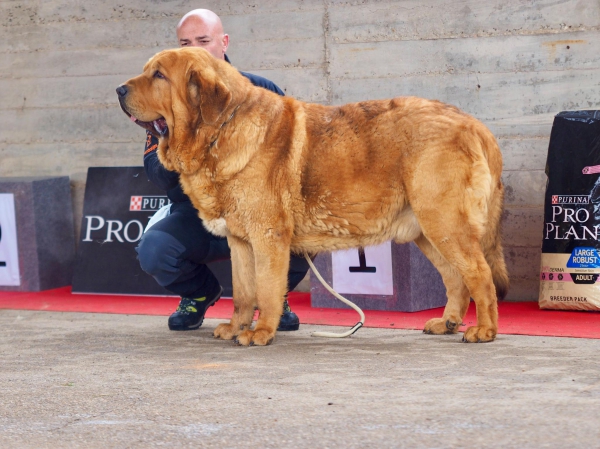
[0,194,21,286]
[332,241,393,295]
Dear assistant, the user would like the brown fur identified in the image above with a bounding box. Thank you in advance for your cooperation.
[118,47,509,345]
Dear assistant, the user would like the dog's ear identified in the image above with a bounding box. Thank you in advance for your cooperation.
[189,69,232,125]
[159,63,232,175]
[156,71,205,175]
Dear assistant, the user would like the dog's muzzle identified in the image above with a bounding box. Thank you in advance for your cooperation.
[116,84,168,137]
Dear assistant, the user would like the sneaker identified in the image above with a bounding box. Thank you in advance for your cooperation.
[168,286,223,331]
[277,296,300,331]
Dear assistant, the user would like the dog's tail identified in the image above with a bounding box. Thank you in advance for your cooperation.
[478,134,510,301]
[482,185,510,300]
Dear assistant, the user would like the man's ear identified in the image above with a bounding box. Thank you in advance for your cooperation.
[189,69,232,125]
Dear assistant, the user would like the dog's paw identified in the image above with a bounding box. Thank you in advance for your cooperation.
[234,329,275,346]
[423,317,461,335]
[462,326,496,343]
[213,323,237,340]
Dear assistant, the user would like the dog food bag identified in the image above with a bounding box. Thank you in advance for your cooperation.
[539,110,600,311]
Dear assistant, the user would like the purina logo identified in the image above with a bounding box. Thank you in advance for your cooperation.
[129,196,169,211]
[551,195,590,205]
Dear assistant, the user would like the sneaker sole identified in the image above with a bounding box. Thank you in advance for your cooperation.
[277,323,300,332]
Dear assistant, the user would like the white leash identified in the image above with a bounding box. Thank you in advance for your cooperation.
[304,254,365,338]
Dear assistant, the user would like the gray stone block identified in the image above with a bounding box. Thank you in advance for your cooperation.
[0,176,75,291]
[311,242,448,312]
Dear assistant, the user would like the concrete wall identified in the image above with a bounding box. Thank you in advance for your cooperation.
[2,0,599,299]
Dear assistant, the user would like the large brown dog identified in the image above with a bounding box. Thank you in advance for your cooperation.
[117,47,509,346]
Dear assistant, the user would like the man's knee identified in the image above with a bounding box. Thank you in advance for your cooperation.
[136,230,186,286]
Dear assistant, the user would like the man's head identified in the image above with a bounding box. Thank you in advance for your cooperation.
[176,9,229,60]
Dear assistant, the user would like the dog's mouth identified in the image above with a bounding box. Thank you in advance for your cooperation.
[119,100,168,137]
[129,114,169,137]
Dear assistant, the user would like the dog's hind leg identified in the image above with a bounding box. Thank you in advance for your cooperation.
[213,236,256,341]
[414,219,498,342]
[414,234,470,335]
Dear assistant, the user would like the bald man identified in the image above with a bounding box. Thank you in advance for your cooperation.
[136,9,308,332]
[177,9,228,57]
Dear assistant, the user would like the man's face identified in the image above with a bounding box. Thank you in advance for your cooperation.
[176,16,229,60]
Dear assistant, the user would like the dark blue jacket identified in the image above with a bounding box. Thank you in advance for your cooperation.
[144,56,284,203]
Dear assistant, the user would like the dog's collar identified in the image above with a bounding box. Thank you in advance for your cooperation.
[208,105,240,151]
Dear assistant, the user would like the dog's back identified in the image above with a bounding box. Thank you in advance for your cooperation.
[287,97,503,254]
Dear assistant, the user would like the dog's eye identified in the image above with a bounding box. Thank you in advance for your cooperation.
[154,71,165,79]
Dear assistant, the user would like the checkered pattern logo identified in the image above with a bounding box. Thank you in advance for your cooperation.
[552,195,558,204]
[130,196,142,211]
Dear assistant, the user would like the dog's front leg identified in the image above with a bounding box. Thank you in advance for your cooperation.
[213,236,256,341]
[234,238,290,346]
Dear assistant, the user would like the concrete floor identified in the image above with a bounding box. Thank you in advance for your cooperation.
[0,310,599,449]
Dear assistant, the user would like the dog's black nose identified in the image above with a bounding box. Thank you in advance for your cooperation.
[116,85,128,97]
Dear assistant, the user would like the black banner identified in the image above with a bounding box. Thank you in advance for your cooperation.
[72,167,232,296]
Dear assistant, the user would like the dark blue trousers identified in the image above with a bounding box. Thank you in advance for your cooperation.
[136,201,310,299]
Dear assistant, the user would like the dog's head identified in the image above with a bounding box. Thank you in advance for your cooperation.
[117,47,243,173]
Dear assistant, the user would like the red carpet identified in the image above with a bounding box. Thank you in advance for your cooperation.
[1,287,599,339]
